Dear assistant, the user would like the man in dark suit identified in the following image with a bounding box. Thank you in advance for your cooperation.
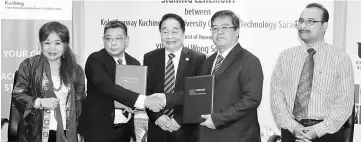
[144,13,206,142]
[197,10,264,142]
[78,21,164,142]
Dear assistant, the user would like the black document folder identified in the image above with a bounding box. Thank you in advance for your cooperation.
[182,75,214,124]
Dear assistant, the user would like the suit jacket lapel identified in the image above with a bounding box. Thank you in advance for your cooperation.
[156,49,166,91]
[214,43,243,80]
[202,53,217,75]
[124,52,134,65]
[101,49,117,79]
[175,47,189,90]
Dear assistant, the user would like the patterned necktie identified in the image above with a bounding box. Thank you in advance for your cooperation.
[293,48,316,120]
[212,55,224,75]
[117,59,123,65]
[163,53,175,117]
[116,58,129,116]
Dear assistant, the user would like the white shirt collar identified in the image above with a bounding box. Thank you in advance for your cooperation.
[217,42,238,58]
[112,52,126,65]
[165,47,182,60]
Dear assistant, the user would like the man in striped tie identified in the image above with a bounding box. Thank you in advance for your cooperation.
[196,10,264,142]
[271,3,354,142]
[143,13,206,142]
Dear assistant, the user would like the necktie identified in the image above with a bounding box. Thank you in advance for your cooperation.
[117,59,123,65]
[163,53,175,117]
[293,48,316,120]
[116,59,129,116]
[212,55,224,75]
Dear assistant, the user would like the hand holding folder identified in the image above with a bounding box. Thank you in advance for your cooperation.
[200,114,216,129]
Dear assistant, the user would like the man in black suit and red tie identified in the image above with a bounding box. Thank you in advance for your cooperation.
[144,13,206,142]
[78,21,164,142]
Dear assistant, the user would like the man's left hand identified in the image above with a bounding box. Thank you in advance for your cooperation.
[200,114,216,129]
[301,126,318,139]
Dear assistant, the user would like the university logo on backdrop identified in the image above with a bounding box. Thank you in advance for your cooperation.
[357,42,361,59]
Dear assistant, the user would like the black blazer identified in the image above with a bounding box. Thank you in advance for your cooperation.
[143,47,205,142]
[198,43,264,142]
[78,49,140,142]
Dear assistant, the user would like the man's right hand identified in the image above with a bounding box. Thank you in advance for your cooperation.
[144,95,165,112]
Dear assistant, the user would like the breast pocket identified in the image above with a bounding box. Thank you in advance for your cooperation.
[313,69,337,94]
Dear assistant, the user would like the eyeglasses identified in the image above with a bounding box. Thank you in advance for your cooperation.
[104,37,126,43]
[210,26,235,33]
[297,19,323,26]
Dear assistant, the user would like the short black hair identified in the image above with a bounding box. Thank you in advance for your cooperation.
[211,10,240,30]
[306,3,329,23]
[103,20,128,36]
[158,13,185,33]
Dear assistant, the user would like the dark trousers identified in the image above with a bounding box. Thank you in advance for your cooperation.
[164,124,199,142]
[48,130,67,142]
[105,122,135,142]
[281,119,345,142]
[148,122,199,142]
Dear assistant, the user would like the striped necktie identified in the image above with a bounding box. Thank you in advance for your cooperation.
[163,53,175,117]
[293,48,316,120]
[212,55,224,75]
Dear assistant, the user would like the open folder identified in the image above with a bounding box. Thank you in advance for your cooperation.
[183,75,214,124]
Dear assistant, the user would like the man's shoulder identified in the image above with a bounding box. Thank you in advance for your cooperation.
[277,45,302,57]
[144,48,164,58]
[324,44,345,54]
[237,47,261,64]
[124,52,140,65]
[87,49,105,59]
[323,44,351,62]
[286,45,302,52]
[186,47,206,57]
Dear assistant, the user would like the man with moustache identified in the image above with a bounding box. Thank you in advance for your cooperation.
[271,3,354,142]
[194,10,264,142]
[78,21,164,142]
[144,13,206,142]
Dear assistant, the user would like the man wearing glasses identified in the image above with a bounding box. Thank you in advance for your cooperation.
[78,21,165,142]
[271,3,354,142]
[197,10,264,142]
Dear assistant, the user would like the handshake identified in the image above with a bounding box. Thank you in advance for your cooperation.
[144,93,167,112]
[144,93,181,132]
